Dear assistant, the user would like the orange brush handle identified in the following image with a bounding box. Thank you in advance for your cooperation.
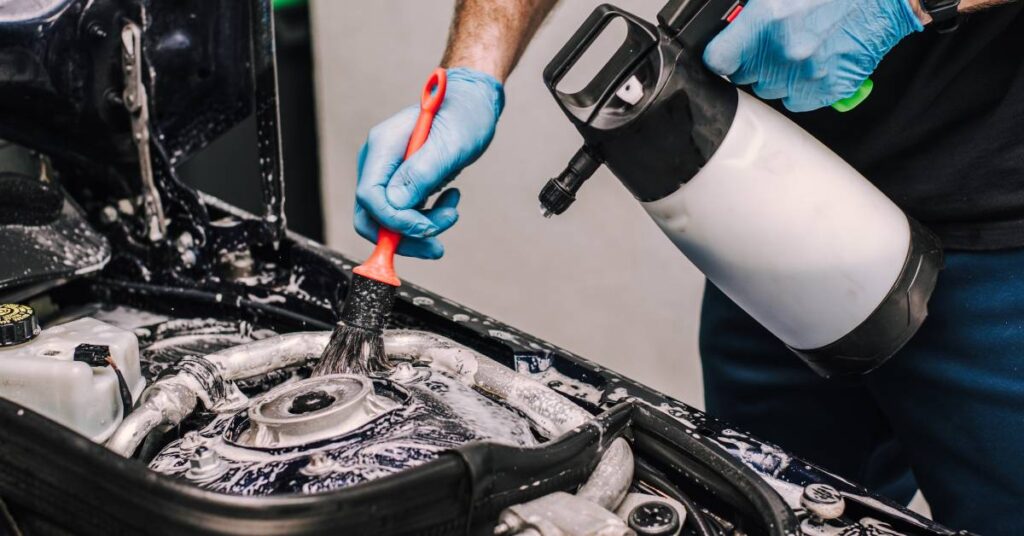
[354,68,448,287]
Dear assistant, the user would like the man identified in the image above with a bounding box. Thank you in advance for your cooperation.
[353,0,1024,531]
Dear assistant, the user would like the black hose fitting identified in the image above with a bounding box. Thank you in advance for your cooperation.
[539,145,601,217]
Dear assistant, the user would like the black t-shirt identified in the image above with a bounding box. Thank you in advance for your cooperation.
[775,3,1024,250]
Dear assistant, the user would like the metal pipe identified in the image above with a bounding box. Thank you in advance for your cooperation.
[106,375,199,457]
[207,331,329,380]
[383,330,481,380]
[106,332,328,457]
[384,330,592,437]
[576,437,634,511]
[495,438,636,535]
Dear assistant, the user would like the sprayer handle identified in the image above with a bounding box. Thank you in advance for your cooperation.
[353,68,448,287]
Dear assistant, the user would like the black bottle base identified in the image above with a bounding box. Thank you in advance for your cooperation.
[791,218,944,378]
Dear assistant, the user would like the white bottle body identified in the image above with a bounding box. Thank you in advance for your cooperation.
[0,317,145,441]
[642,91,910,350]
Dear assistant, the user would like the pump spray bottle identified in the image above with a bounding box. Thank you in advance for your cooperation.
[539,1,943,377]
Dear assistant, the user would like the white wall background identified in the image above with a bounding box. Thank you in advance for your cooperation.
[309,0,709,408]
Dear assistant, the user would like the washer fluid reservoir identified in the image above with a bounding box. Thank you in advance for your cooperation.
[0,307,145,442]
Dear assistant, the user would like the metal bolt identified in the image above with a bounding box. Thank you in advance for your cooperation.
[801,483,845,520]
[176,232,194,250]
[100,206,119,224]
[389,362,420,383]
[181,249,197,268]
[190,447,215,469]
[176,232,198,267]
[104,89,123,107]
[412,296,434,307]
[86,22,108,39]
[117,198,135,216]
[186,446,226,480]
[220,249,254,280]
[299,452,335,477]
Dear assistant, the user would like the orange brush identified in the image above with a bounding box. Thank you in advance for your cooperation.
[314,68,447,376]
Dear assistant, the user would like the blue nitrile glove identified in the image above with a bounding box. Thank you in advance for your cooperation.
[354,67,504,259]
[703,0,923,112]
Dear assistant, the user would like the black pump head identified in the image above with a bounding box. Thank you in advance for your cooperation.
[538,2,738,209]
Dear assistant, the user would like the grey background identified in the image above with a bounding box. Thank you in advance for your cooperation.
[309,0,707,408]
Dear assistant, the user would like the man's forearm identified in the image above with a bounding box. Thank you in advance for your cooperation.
[910,0,1017,24]
[441,0,559,82]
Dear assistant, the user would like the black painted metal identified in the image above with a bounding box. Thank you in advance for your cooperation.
[249,0,288,245]
[178,3,324,241]
[0,0,252,172]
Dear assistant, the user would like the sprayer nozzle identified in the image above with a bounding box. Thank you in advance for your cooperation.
[539,179,576,217]
[538,145,601,218]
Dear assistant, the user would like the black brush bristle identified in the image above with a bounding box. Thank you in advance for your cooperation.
[314,322,389,376]
[314,274,397,376]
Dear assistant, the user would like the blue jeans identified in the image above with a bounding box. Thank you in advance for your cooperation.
[700,248,1024,534]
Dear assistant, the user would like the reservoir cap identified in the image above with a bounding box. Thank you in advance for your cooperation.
[0,303,40,346]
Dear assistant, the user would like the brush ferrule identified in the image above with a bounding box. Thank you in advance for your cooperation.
[340,274,397,333]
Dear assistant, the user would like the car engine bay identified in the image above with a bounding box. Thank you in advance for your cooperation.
[0,1,970,535]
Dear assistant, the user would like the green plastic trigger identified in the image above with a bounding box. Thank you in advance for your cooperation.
[832,79,874,113]
[273,0,306,10]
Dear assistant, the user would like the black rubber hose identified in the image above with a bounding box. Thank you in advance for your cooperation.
[636,459,721,536]
[632,406,799,536]
[636,429,754,517]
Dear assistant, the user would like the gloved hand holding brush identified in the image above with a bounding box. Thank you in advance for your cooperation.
[703,0,923,112]
[355,67,504,259]
[317,68,456,377]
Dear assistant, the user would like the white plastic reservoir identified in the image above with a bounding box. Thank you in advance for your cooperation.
[0,318,145,442]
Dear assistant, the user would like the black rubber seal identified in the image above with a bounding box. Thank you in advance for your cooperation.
[790,218,944,378]
[0,396,630,536]
[632,405,799,536]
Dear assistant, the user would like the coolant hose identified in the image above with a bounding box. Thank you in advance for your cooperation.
[576,437,633,511]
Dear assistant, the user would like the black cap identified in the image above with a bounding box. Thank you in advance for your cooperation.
[0,303,39,346]
[628,501,681,535]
